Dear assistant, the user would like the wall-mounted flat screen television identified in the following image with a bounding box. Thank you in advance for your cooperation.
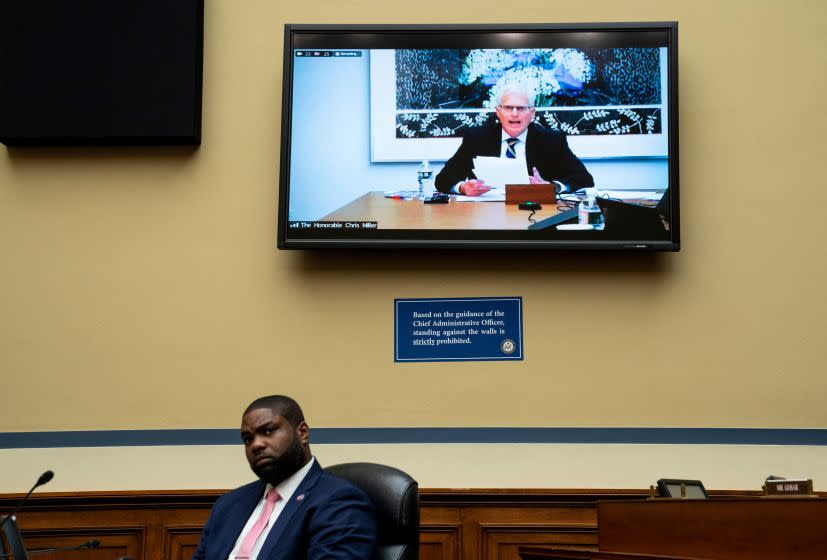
[277,22,679,250]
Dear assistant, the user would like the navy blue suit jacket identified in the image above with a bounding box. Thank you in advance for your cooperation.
[193,461,377,560]
[434,123,594,193]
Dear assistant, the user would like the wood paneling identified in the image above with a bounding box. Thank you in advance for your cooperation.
[0,489,773,560]
[163,526,204,560]
[420,499,462,560]
[13,528,141,560]
[480,525,596,560]
[420,527,461,560]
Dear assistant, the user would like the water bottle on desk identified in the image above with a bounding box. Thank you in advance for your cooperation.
[418,160,433,200]
[578,188,604,229]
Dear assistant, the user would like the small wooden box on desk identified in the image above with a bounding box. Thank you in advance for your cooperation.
[505,183,557,204]
[519,497,827,560]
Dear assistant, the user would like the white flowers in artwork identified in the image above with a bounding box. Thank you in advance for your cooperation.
[395,47,660,139]
[461,49,522,82]
[396,123,416,138]
[617,108,642,122]
[453,112,489,128]
[484,67,559,108]
[582,109,609,120]
[429,126,455,137]
[551,49,593,83]
[460,48,595,108]
[418,113,437,131]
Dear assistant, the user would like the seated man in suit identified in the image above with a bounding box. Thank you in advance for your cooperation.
[193,395,377,560]
[435,83,594,196]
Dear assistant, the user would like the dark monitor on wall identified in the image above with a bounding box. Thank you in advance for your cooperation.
[0,0,204,146]
[277,22,679,250]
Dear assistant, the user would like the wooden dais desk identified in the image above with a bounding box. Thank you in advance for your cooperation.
[322,191,567,230]
[519,498,827,560]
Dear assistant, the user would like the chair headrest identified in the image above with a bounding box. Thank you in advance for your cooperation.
[325,462,419,546]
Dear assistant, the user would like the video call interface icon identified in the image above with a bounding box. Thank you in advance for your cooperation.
[295,50,361,58]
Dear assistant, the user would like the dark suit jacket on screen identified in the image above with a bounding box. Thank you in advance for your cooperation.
[434,123,594,193]
[193,461,377,560]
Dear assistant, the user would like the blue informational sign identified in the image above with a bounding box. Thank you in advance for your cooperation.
[394,297,523,362]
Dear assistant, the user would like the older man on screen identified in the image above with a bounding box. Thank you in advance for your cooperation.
[435,83,594,196]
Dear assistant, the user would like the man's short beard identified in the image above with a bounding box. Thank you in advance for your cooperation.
[252,434,307,486]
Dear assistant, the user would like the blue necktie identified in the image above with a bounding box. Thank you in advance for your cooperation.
[506,137,518,159]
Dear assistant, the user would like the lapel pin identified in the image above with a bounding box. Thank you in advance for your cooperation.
[296,494,305,502]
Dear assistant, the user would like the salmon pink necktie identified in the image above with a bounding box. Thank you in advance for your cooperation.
[235,488,281,559]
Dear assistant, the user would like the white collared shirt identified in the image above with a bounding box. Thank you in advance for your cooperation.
[452,127,568,194]
[500,128,567,192]
[228,457,316,560]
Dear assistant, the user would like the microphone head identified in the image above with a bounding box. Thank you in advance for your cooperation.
[36,471,54,486]
[87,540,101,549]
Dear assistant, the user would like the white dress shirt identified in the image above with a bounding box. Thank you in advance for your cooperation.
[500,128,567,193]
[228,457,316,560]
[451,128,566,193]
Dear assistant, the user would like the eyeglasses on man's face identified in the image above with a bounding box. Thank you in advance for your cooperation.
[498,105,532,113]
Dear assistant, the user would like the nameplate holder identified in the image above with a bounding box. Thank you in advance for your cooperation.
[763,479,815,497]
[505,183,557,204]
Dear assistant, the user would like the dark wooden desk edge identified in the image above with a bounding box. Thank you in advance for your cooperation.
[518,545,734,560]
[1,487,810,509]
[518,545,594,559]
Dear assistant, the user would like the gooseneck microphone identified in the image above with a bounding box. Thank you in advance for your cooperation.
[35,471,55,487]
[0,539,100,559]
[29,539,100,554]
[0,471,54,531]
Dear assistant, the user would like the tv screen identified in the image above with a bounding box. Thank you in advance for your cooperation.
[277,22,679,250]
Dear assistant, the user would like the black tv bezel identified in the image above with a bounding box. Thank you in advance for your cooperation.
[277,22,679,251]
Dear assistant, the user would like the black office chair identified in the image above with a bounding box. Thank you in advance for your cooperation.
[326,462,419,560]
[0,515,29,560]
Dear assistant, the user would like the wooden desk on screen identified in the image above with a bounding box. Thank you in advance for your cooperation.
[518,498,827,560]
[321,191,567,230]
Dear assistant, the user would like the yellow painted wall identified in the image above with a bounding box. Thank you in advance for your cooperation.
[1,0,826,491]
